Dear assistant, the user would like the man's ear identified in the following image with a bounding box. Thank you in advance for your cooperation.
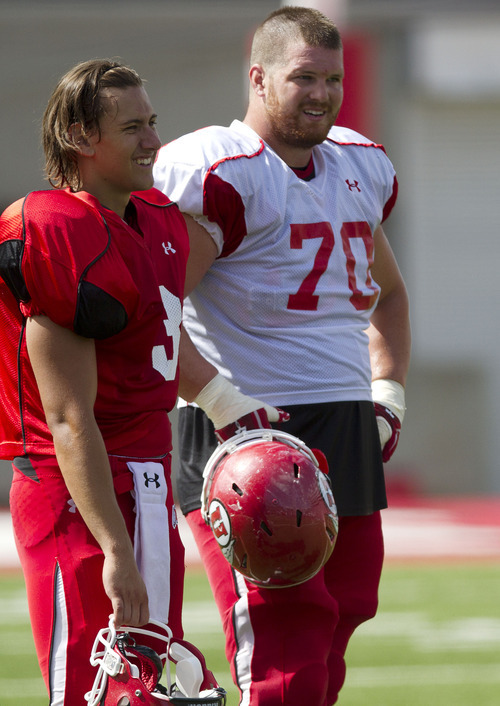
[67,123,94,156]
[249,64,266,97]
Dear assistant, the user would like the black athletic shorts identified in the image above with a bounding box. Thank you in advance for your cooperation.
[176,400,386,517]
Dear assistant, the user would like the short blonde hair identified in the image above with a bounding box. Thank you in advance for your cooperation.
[250,6,342,70]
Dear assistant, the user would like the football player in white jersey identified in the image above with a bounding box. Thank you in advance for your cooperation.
[154,6,410,705]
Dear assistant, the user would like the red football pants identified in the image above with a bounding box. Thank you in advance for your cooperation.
[187,510,383,705]
[10,454,184,705]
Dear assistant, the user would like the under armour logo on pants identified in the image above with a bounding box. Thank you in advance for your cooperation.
[143,472,161,489]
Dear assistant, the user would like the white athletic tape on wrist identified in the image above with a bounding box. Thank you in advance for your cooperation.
[194,373,278,428]
[371,379,406,423]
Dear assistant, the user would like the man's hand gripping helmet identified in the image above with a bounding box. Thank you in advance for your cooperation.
[202,429,338,588]
[85,616,226,705]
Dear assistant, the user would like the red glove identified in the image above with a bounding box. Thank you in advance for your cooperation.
[374,402,402,462]
[215,407,289,443]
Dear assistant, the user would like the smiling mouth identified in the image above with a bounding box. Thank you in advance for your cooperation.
[303,109,327,118]
[134,157,153,166]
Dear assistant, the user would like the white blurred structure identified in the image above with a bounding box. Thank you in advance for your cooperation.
[1,0,499,500]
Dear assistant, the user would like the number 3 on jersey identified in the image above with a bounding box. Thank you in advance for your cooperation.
[286,221,378,312]
[152,286,182,381]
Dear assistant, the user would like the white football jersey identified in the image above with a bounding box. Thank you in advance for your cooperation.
[154,120,398,405]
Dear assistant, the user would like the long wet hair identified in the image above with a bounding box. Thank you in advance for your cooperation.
[42,58,143,190]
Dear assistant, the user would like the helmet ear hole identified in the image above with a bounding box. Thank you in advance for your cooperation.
[260,521,272,536]
[232,482,243,496]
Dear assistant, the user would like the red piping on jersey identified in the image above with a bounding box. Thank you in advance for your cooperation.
[326,135,387,154]
[205,139,266,177]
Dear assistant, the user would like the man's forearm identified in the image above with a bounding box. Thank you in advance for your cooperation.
[177,326,219,402]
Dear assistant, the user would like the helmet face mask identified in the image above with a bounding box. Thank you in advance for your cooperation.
[85,617,226,705]
[202,430,338,588]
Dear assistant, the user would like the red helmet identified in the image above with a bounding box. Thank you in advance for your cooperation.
[85,616,226,705]
[202,430,338,588]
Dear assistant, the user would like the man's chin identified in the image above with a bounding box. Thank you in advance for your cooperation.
[294,118,336,147]
[292,128,331,149]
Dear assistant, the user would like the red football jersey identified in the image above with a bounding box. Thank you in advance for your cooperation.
[0,188,189,459]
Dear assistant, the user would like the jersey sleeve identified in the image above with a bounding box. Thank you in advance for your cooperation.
[367,145,398,223]
[0,199,31,305]
[154,129,253,257]
[155,140,224,255]
[4,191,137,339]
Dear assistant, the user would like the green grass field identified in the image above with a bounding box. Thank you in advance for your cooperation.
[1,563,499,705]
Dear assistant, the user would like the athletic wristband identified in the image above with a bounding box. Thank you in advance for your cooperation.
[193,373,281,429]
[371,379,405,423]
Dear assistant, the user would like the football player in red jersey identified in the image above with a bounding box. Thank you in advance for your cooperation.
[0,59,193,704]
[154,6,411,705]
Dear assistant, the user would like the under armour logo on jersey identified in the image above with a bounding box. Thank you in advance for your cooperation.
[143,472,161,489]
[162,241,176,255]
[345,179,361,192]
[67,499,77,514]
